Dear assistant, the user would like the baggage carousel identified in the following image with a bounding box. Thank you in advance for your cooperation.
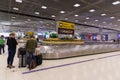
[40,42,120,59]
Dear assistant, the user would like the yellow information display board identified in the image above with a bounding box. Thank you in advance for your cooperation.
[58,21,75,35]
[58,21,75,30]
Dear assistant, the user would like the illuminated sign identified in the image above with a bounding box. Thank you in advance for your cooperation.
[58,21,75,35]
[58,21,75,30]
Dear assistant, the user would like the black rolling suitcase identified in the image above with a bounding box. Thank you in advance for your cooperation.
[35,54,42,66]
[18,47,26,67]
[35,46,42,66]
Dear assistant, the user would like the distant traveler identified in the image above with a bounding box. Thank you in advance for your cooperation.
[25,35,37,69]
[0,35,5,54]
[7,33,18,69]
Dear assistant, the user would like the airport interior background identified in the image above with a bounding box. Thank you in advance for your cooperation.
[0,0,120,80]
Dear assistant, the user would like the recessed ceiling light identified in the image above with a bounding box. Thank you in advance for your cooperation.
[27,19,31,21]
[75,20,78,22]
[60,11,65,13]
[95,20,98,21]
[86,17,90,19]
[89,9,95,12]
[103,22,106,23]
[40,21,43,23]
[41,6,47,9]
[75,14,79,17]
[15,0,22,3]
[65,18,68,20]
[112,1,120,5]
[74,3,80,7]
[118,19,120,21]
[110,17,115,19]
[35,12,39,15]
[51,15,56,17]
[101,13,106,16]
[12,17,16,18]
[13,7,19,10]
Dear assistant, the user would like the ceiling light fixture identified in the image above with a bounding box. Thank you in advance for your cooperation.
[101,13,106,16]
[13,7,19,10]
[27,19,31,21]
[41,6,47,9]
[51,15,56,18]
[86,17,90,19]
[110,17,115,19]
[74,3,80,7]
[89,9,95,12]
[35,12,40,15]
[75,20,78,22]
[75,14,79,17]
[65,18,68,20]
[112,1,120,5]
[60,11,65,13]
[118,19,120,21]
[12,17,16,18]
[15,0,22,3]
[40,21,43,23]
[95,20,98,21]
[103,22,106,23]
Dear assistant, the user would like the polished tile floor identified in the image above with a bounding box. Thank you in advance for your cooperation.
[1,44,120,80]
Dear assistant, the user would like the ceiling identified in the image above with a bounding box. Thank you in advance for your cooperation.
[0,0,120,32]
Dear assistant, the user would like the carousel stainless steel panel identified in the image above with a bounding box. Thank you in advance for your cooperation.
[40,43,120,59]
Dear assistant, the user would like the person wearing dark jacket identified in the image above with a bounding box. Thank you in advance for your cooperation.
[7,33,18,69]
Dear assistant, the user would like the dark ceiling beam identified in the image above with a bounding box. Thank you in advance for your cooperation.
[0,9,56,21]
